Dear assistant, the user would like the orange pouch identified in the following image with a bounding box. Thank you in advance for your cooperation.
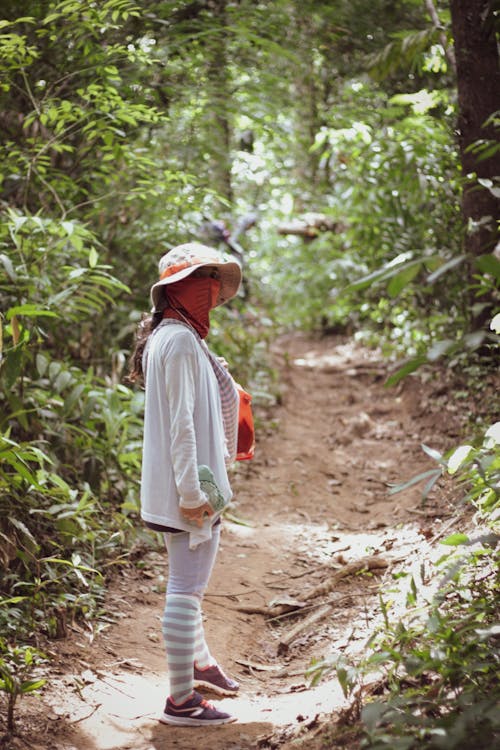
[236,386,255,461]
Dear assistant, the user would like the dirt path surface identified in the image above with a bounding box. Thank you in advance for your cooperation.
[11,334,461,750]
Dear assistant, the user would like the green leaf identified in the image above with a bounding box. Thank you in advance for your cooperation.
[387,262,421,297]
[362,701,388,730]
[54,371,73,392]
[0,596,28,606]
[475,624,500,640]
[484,422,500,445]
[447,445,473,474]
[427,254,466,283]
[462,330,486,350]
[475,253,500,282]
[7,305,58,320]
[7,517,39,547]
[441,533,469,546]
[69,234,84,252]
[61,221,74,236]
[4,347,23,388]
[0,253,17,280]
[348,252,414,292]
[88,247,99,268]
[388,468,441,495]
[421,443,444,462]
[0,673,15,693]
[385,356,427,387]
[427,339,457,361]
[4,458,38,486]
[336,666,349,697]
[39,557,98,575]
[477,177,500,198]
[421,470,442,500]
[20,678,46,693]
[36,353,49,377]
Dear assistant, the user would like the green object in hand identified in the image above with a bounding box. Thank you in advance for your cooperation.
[198,465,228,514]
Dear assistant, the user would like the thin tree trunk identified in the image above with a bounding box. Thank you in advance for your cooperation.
[449,0,500,260]
[205,0,233,205]
[291,4,321,206]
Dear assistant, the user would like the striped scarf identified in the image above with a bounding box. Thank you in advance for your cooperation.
[200,339,239,462]
[154,319,239,461]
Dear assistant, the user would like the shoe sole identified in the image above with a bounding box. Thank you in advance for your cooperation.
[159,713,237,726]
[193,678,239,696]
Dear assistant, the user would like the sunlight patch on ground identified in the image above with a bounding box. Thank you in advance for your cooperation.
[293,341,381,371]
[47,668,346,750]
[293,523,424,564]
[240,516,426,567]
[265,517,454,667]
[223,518,257,539]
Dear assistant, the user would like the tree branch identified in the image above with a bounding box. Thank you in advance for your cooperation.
[424,0,456,73]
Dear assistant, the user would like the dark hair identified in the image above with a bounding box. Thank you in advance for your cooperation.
[128,309,163,384]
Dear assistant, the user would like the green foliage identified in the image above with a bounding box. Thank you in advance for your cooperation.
[360,537,499,749]
[0,639,46,733]
[0,436,140,637]
[0,208,144,647]
[367,27,450,81]
[258,83,463,346]
[308,421,500,749]
[388,422,500,510]
[0,0,163,214]
[467,111,500,164]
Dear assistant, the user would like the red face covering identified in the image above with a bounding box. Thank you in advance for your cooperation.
[163,275,221,339]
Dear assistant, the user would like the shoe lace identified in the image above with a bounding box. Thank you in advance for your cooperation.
[200,698,215,709]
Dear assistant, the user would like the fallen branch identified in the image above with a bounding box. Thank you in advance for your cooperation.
[268,593,355,623]
[277,213,345,238]
[278,604,333,654]
[235,602,306,617]
[264,556,347,587]
[236,555,388,619]
[303,555,388,601]
[274,557,393,651]
[69,703,102,724]
[277,225,323,238]
[205,588,258,599]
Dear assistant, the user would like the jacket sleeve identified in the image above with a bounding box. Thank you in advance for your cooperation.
[163,334,207,509]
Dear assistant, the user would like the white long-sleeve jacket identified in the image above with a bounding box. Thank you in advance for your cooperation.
[140,320,234,547]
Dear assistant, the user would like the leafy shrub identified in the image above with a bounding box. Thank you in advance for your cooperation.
[257,85,465,347]
[0,209,144,644]
[309,422,500,750]
[0,639,46,733]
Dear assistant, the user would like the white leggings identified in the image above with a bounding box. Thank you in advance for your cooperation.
[164,525,221,599]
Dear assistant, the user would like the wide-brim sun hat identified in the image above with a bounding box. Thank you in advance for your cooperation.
[150,242,242,311]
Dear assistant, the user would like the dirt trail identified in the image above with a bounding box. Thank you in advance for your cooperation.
[13,333,459,750]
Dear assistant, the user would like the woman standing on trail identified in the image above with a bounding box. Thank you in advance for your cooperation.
[129,243,242,726]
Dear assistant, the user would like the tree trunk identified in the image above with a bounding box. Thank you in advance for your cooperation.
[449,0,500,258]
[205,0,233,205]
[290,3,322,207]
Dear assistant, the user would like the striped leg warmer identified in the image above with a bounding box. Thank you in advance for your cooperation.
[193,608,216,669]
[162,594,199,703]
